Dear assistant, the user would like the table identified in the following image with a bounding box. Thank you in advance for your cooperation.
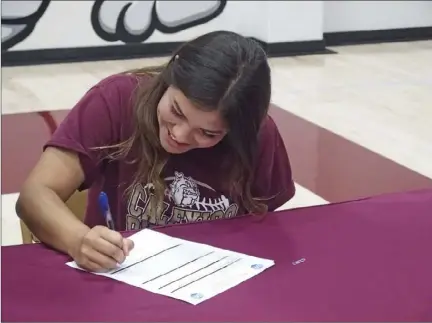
[2,189,432,321]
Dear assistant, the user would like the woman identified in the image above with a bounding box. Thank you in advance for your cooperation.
[16,31,295,272]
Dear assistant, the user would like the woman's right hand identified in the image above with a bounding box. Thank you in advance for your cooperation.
[70,225,135,272]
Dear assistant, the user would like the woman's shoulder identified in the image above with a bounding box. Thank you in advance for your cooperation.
[93,72,152,97]
[258,114,281,145]
[81,72,154,123]
[52,73,154,147]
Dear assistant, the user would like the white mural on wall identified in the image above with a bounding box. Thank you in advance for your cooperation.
[92,1,226,43]
[1,0,50,50]
[1,0,227,51]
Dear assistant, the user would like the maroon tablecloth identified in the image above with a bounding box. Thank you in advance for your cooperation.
[2,189,432,322]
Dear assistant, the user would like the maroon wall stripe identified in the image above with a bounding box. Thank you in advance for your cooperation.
[2,108,432,204]
[269,105,432,202]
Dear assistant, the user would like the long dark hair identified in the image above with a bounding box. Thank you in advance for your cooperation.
[108,31,271,215]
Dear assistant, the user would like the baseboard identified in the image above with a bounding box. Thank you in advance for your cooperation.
[325,26,432,46]
[1,39,333,67]
[264,40,335,57]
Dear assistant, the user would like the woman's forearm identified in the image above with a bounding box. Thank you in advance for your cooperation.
[16,184,90,256]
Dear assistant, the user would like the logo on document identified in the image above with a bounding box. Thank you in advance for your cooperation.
[190,292,204,300]
[251,264,264,270]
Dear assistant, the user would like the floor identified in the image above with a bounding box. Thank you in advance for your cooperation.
[2,41,432,246]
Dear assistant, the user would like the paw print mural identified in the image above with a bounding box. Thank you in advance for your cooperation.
[1,0,227,51]
[91,0,227,43]
[1,0,51,50]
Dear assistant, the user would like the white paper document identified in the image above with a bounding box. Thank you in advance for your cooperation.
[66,229,274,304]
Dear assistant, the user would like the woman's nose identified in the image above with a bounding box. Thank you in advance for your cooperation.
[171,123,192,144]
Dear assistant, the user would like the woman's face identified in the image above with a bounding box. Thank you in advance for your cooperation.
[157,86,228,154]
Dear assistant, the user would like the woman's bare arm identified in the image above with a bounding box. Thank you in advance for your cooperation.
[16,147,90,255]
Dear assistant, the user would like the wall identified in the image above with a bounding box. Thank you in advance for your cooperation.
[2,0,431,63]
[266,1,323,43]
[1,0,324,52]
[324,1,432,33]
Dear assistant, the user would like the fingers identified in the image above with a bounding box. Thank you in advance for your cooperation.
[77,226,133,271]
[93,237,126,264]
[96,227,134,259]
[122,238,134,256]
[83,245,118,269]
[97,226,124,249]
[80,259,107,273]
[98,227,132,262]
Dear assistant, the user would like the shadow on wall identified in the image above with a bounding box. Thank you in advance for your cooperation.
[1,0,227,51]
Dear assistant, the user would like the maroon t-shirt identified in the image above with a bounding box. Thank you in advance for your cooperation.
[44,74,295,231]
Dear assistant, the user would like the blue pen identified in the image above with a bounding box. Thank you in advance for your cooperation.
[98,192,115,230]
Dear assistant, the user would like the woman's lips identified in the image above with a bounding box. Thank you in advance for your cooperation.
[167,129,188,147]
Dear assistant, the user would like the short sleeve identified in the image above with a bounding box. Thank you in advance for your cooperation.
[252,115,296,211]
[43,74,138,190]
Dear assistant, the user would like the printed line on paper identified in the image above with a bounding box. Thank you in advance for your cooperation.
[170,258,242,293]
[110,244,182,275]
[141,251,215,285]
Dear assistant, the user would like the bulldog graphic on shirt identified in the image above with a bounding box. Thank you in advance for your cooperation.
[126,171,239,230]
